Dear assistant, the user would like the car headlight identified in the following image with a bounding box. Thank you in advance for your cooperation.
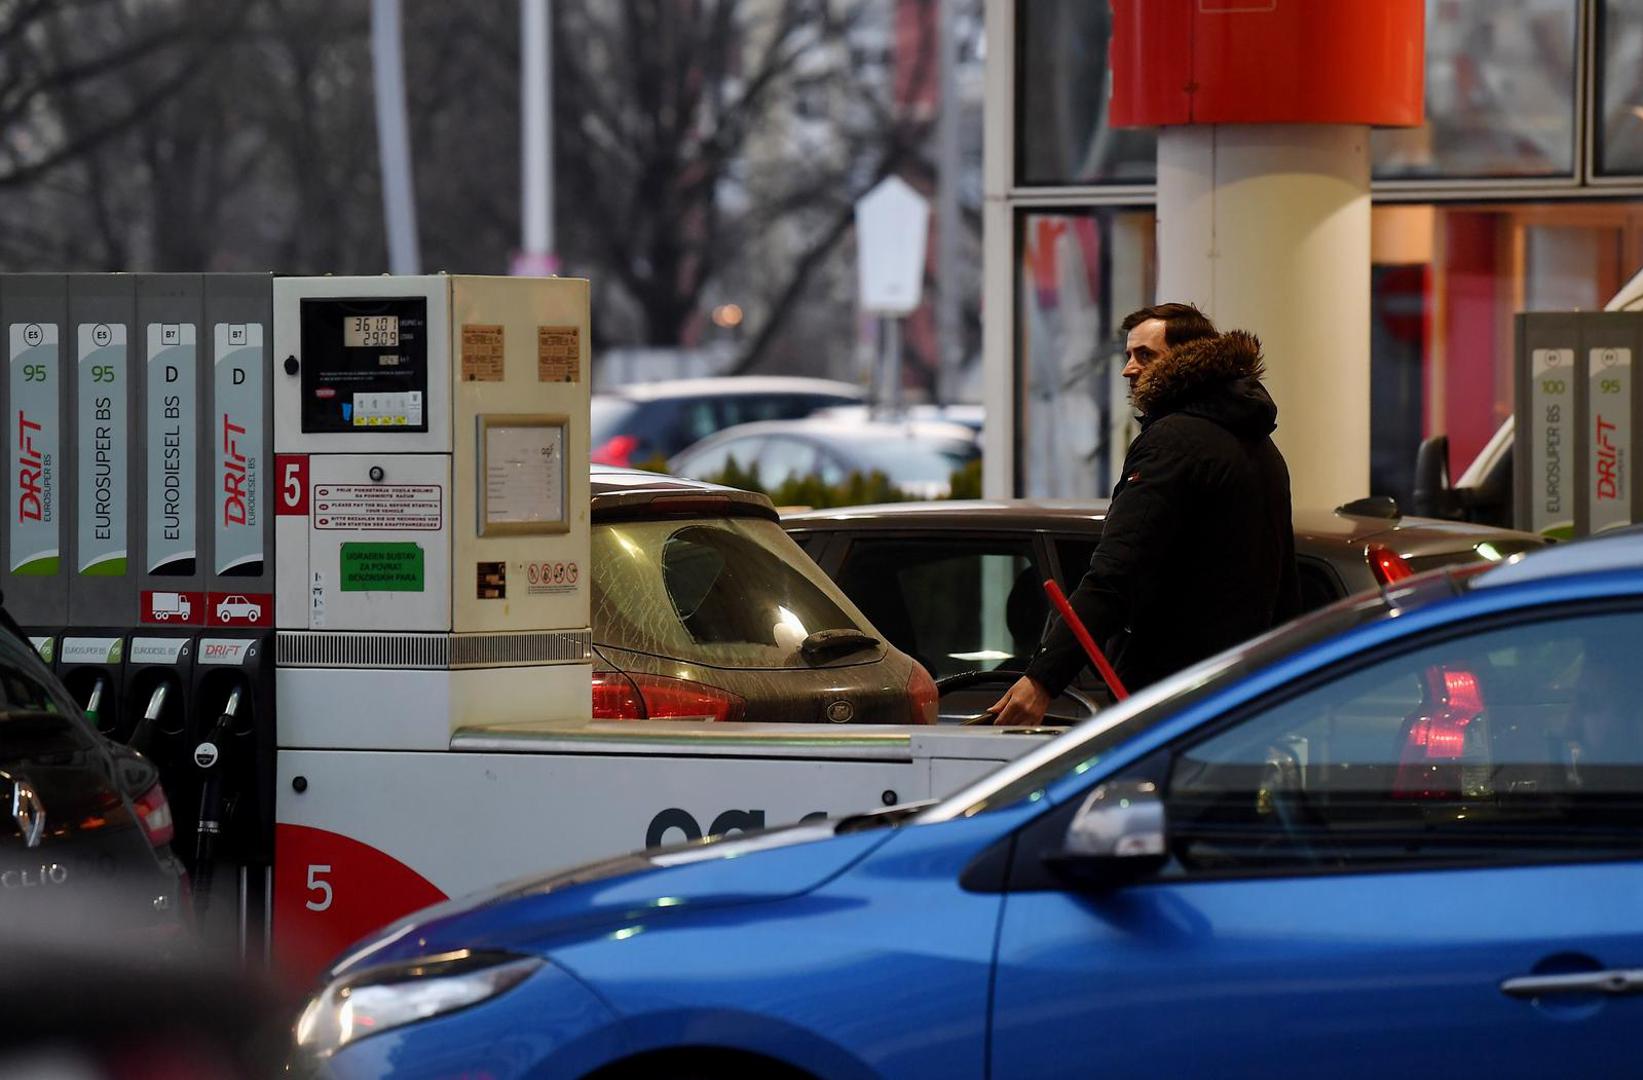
[295,949,542,1057]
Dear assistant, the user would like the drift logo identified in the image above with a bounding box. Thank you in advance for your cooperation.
[1597,415,1621,501]
[17,412,45,523]
[222,415,249,526]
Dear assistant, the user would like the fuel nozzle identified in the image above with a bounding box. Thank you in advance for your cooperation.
[82,676,107,731]
[192,685,245,918]
[127,683,170,755]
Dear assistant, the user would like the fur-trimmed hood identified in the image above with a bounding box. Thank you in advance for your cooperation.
[1132,329,1277,437]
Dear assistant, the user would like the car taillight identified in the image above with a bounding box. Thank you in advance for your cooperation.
[1367,543,1414,586]
[1394,665,1490,799]
[592,670,745,722]
[590,434,638,467]
[907,664,938,725]
[132,781,175,848]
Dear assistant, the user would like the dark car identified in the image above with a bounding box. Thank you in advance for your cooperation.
[590,376,866,467]
[590,468,937,724]
[783,498,1548,723]
[0,614,187,936]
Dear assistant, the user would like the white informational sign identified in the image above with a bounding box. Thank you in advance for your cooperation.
[484,421,565,530]
[855,176,930,315]
[312,484,443,531]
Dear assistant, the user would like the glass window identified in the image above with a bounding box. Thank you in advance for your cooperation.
[845,435,978,489]
[1597,1,1643,175]
[754,436,820,487]
[592,517,870,669]
[1017,208,1154,498]
[672,437,764,481]
[832,537,1043,679]
[1372,0,1579,180]
[1167,610,1643,873]
[1015,0,1156,185]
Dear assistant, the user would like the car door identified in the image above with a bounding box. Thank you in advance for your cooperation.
[990,604,1643,1078]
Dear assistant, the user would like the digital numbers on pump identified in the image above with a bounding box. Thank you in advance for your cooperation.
[344,316,399,349]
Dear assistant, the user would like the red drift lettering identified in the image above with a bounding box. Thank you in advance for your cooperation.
[17,413,43,523]
[1596,416,1619,502]
[222,416,248,526]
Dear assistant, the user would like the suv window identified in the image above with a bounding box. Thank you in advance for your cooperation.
[1166,609,1643,873]
[834,537,1044,679]
[592,517,873,669]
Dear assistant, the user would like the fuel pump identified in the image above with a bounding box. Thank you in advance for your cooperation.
[57,635,126,736]
[123,635,197,838]
[270,274,593,978]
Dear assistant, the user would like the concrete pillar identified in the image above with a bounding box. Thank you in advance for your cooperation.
[1157,124,1372,507]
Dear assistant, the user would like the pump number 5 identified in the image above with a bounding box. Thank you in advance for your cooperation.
[306,864,334,911]
[277,454,309,516]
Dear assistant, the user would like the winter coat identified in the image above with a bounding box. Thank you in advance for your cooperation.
[1024,330,1300,696]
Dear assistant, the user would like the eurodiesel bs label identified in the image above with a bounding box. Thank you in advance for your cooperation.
[147,323,197,574]
[77,322,128,576]
[214,323,263,575]
[9,322,59,576]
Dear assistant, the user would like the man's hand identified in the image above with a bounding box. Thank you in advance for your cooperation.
[988,675,1052,727]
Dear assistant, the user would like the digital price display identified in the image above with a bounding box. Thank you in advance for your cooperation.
[344,316,399,349]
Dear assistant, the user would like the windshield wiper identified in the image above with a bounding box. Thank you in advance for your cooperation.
[800,628,880,659]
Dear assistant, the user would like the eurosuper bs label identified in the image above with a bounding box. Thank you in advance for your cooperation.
[147,324,196,574]
[9,322,59,576]
[78,322,128,576]
[215,323,263,576]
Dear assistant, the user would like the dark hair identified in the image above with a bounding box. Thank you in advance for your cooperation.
[1120,302,1216,348]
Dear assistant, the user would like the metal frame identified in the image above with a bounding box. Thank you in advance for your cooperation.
[475,412,570,536]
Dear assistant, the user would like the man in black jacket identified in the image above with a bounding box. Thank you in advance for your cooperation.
[990,302,1300,725]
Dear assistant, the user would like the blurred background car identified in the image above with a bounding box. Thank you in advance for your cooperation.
[668,416,981,498]
[589,467,938,724]
[783,498,1548,723]
[810,401,985,435]
[590,376,866,468]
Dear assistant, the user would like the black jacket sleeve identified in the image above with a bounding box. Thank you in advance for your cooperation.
[1023,428,1191,697]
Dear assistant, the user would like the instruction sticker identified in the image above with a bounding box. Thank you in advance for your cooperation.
[461,324,505,382]
[147,324,197,575]
[340,542,425,592]
[537,326,580,382]
[312,484,442,531]
[9,322,59,576]
[78,323,128,576]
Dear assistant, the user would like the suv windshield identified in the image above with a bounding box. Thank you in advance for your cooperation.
[592,516,878,669]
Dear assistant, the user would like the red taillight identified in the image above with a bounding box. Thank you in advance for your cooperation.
[591,434,638,467]
[1394,665,1486,799]
[592,670,745,722]
[1367,543,1414,586]
[906,664,938,725]
[132,781,175,848]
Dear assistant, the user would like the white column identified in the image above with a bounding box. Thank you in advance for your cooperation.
[370,0,420,275]
[1157,124,1371,509]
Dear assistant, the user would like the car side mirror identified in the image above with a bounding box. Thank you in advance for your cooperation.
[1412,434,1457,519]
[1042,780,1168,888]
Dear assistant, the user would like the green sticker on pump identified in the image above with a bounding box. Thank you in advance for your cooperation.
[339,542,425,592]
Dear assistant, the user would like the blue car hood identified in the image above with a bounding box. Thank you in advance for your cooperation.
[329,821,895,976]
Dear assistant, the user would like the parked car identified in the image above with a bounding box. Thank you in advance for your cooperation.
[0,608,188,938]
[590,376,865,467]
[587,467,936,724]
[783,498,1548,723]
[297,531,1643,1078]
[811,401,985,434]
[669,416,980,497]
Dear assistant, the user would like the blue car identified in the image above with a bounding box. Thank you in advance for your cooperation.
[296,533,1643,1079]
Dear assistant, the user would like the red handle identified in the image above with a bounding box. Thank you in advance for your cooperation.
[1043,579,1129,702]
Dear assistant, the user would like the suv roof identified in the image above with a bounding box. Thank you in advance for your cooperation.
[589,466,777,522]
[600,376,866,402]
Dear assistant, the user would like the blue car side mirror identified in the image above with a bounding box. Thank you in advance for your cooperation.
[1043,779,1169,888]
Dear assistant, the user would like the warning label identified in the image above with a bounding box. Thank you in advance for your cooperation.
[461,324,505,382]
[313,485,442,531]
[537,326,581,383]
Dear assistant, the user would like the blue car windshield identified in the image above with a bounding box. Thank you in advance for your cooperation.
[917,570,1474,821]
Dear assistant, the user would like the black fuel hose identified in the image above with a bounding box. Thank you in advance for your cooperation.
[192,686,243,920]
